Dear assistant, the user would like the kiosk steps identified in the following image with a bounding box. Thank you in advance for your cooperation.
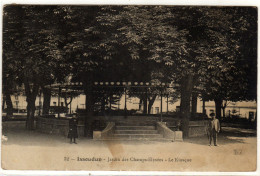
[111,122,164,140]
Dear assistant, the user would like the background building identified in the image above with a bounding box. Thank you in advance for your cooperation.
[3,93,257,120]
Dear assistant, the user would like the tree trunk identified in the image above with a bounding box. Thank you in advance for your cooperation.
[214,98,222,119]
[101,96,105,115]
[69,94,73,114]
[25,82,39,130]
[26,98,37,130]
[148,94,157,114]
[42,87,51,115]
[64,92,68,108]
[222,107,226,118]
[5,90,13,117]
[139,98,142,111]
[64,98,68,109]
[26,101,31,129]
[143,94,147,114]
[84,78,94,137]
[202,98,206,114]
[221,101,227,118]
[70,100,72,114]
[180,74,193,138]
[63,92,72,114]
[2,95,6,111]
[191,92,198,117]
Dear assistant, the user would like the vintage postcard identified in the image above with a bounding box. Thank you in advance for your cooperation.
[1,3,258,175]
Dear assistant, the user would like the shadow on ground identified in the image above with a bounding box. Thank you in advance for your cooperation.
[2,122,171,147]
[185,127,256,146]
[2,121,257,147]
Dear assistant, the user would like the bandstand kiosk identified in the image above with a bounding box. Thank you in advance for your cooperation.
[36,81,208,140]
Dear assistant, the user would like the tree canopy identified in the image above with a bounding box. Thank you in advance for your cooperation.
[3,5,257,135]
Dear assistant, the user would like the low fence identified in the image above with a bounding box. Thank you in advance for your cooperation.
[93,122,115,140]
[2,121,26,131]
[156,122,176,140]
[35,116,208,138]
[36,117,85,137]
[188,120,208,137]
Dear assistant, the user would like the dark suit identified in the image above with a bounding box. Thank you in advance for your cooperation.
[68,118,78,143]
[207,118,220,146]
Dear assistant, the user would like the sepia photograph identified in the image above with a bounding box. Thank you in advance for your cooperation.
[1,4,258,173]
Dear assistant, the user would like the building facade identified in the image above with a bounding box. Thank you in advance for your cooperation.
[2,94,257,119]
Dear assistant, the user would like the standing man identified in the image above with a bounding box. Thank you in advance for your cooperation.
[208,113,220,146]
[68,113,78,144]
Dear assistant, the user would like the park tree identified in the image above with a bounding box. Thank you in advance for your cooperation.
[3,5,256,137]
[117,6,257,136]
[52,6,120,136]
[197,7,257,119]
[151,7,257,135]
[3,5,26,118]
[53,6,171,135]
[87,6,196,136]
[79,6,211,137]
[89,6,188,113]
[3,5,70,129]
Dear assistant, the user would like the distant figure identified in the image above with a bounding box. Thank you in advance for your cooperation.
[207,113,220,146]
[1,135,8,142]
[68,113,78,144]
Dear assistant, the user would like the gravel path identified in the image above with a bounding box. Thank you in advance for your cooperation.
[1,122,257,171]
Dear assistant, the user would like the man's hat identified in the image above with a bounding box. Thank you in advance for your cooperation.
[210,113,216,117]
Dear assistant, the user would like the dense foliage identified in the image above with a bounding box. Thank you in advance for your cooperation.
[3,5,257,136]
